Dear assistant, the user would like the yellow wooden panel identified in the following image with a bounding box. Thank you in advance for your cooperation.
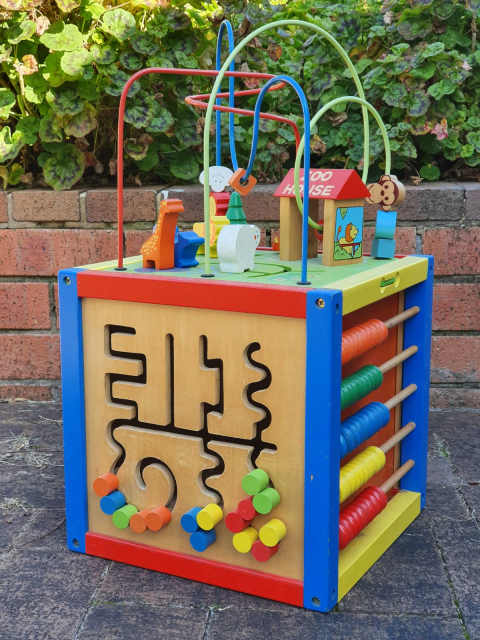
[338,490,421,601]
[82,298,306,580]
[329,256,428,315]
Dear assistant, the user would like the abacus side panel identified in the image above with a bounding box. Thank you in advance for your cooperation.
[304,289,343,612]
[86,533,303,606]
[58,268,88,553]
[400,256,434,507]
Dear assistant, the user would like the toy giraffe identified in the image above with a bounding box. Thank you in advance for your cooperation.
[141,199,184,270]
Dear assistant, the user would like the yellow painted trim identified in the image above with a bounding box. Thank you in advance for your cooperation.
[79,256,140,271]
[325,256,428,315]
[338,490,421,601]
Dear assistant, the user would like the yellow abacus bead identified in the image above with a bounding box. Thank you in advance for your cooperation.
[339,446,386,503]
[259,518,287,547]
[196,503,223,531]
[232,526,258,553]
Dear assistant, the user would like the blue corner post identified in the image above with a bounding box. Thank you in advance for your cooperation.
[58,268,88,553]
[399,256,434,508]
[304,289,343,611]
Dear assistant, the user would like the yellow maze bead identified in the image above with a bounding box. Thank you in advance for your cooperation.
[339,446,386,503]
[196,503,223,531]
[259,518,287,547]
[233,526,258,553]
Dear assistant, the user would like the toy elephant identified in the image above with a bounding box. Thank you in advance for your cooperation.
[217,224,261,273]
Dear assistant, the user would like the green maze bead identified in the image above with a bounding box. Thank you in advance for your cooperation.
[241,469,269,495]
[340,365,383,410]
[252,488,280,514]
[112,504,138,529]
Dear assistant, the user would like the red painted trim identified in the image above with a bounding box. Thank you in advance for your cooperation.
[77,271,307,318]
[85,533,303,607]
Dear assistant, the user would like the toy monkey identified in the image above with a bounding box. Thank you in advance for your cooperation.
[366,175,406,210]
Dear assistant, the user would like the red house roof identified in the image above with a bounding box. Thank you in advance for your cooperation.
[273,169,370,200]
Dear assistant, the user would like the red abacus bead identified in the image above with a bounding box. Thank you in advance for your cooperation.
[251,540,279,562]
[225,511,252,533]
[339,486,387,549]
[238,496,257,521]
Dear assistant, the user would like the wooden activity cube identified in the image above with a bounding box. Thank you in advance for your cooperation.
[59,251,433,612]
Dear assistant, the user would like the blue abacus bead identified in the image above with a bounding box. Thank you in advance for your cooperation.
[100,490,126,515]
[181,506,202,533]
[190,529,216,552]
[375,210,397,239]
[340,402,390,458]
[372,237,396,260]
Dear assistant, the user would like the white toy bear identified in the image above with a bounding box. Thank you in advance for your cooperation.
[217,224,261,273]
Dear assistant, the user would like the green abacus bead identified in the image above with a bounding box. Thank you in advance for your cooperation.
[340,365,383,410]
[252,488,280,514]
[112,504,138,529]
[241,469,269,495]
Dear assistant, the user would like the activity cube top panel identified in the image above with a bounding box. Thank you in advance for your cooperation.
[78,251,428,315]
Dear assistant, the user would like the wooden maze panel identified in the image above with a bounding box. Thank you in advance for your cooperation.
[82,298,306,580]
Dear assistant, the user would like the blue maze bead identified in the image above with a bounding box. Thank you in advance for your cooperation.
[190,529,216,552]
[181,506,202,533]
[100,490,126,515]
[340,402,390,458]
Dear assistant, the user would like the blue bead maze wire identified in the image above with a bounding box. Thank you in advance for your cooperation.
[243,75,311,285]
[215,20,238,170]
[339,402,390,459]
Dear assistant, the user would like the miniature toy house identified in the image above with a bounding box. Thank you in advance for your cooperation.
[274,169,371,266]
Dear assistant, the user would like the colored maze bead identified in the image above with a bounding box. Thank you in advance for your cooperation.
[190,529,216,552]
[93,472,119,497]
[225,511,252,533]
[112,504,138,529]
[342,319,388,365]
[181,507,202,533]
[233,526,258,553]
[251,540,280,562]
[100,490,126,515]
[340,402,390,459]
[129,509,149,533]
[339,446,386,503]
[241,469,269,495]
[252,488,280,514]
[146,506,172,531]
[238,496,257,520]
[341,365,383,410]
[339,486,387,549]
[259,519,286,547]
[196,503,223,531]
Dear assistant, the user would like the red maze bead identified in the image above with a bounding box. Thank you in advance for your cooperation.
[237,496,257,521]
[338,486,388,549]
[225,511,252,533]
[341,319,388,365]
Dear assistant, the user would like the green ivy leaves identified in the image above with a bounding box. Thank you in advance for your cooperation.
[101,9,136,41]
[40,22,83,51]
[42,144,86,190]
[0,89,16,120]
[0,127,24,163]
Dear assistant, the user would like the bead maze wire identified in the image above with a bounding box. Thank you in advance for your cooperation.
[116,18,394,283]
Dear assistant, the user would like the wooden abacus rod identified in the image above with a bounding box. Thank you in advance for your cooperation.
[379,422,416,453]
[380,459,415,493]
[378,346,418,374]
[384,383,417,410]
[384,306,420,329]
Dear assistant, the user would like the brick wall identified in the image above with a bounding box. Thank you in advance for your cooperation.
[0,183,478,407]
